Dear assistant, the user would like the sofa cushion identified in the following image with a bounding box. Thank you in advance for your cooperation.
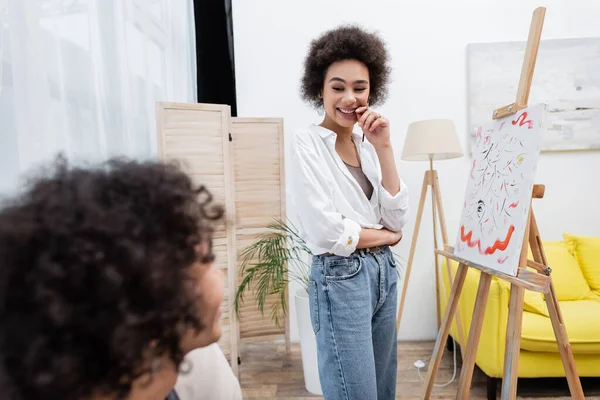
[563,233,600,293]
[543,241,594,301]
[523,289,549,317]
[521,300,600,354]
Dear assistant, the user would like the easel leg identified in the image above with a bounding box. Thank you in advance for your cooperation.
[500,284,525,400]
[422,263,468,399]
[544,284,585,399]
[397,171,430,333]
[529,212,585,399]
[456,272,493,399]
[499,207,532,399]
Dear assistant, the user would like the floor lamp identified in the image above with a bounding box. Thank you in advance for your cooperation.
[395,119,466,347]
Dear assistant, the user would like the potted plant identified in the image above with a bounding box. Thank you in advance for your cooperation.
[233,218,404,395]
[233,218,321,394]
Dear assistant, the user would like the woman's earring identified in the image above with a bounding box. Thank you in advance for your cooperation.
[151,357,161,376]
[179,359,192,375]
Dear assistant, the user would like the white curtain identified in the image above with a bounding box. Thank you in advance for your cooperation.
[0,0,197,195]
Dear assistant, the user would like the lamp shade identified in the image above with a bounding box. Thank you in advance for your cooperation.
[401,119,463,161]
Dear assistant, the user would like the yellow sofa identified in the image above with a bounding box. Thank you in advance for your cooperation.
[440,233,600,400]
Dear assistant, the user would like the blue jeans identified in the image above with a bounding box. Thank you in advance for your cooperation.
[308,246,398,400]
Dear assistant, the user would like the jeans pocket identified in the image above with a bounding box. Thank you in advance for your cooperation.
[324,257,362,281]
[308,280,320,334]
[388,252,398,268]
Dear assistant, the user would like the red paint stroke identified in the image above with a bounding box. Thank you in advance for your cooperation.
[484,218,489,223]
[470,159,477,179]
[459,225,515,255]
[508,201,519,209]
[500,122,506,130]
[512,112,534,129]
[497,256,509,264]
[500,182,504,191]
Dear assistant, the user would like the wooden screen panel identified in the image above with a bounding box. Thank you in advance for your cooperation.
[156,102,239,375]
[231,118,288,342]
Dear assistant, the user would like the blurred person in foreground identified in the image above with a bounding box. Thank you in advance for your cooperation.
[0,156,241,400]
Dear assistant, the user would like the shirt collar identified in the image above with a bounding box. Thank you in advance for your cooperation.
[310,124,364,143]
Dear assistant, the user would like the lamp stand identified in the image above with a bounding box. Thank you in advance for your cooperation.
[396,157,465,349]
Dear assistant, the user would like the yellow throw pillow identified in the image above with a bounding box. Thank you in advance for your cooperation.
[563,233,600,292]
[543,241,593,301]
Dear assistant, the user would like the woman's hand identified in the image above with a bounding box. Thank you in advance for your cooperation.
[356,106,391,149]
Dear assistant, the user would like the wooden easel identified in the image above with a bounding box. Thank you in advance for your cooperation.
[396,157,466,350]
[421,7,585,400]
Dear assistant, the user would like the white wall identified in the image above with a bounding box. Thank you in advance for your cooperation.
[232,0,600,341]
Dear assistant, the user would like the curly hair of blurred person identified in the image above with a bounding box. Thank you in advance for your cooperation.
[0,155,226,400]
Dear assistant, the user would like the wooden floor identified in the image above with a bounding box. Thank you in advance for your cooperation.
[238,338,600,399]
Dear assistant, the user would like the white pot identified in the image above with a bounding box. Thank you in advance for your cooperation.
[294,288,323,395]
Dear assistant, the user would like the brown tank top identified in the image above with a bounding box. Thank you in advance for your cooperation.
[343,161,374,200]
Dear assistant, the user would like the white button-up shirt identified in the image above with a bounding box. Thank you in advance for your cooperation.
[289,124,410,257]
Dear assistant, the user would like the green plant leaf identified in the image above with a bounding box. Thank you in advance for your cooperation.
[233,218,311,328]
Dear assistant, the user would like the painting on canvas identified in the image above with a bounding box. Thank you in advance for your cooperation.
[467,37,600,153]
[454,103,548,276]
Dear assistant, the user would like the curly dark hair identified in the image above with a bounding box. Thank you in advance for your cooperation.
[300,24,392,109]
[0,155,224,400]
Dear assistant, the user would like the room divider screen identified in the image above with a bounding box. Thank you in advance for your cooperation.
[156,102,288,377]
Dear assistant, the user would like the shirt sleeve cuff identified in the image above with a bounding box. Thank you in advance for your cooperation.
[330,218,361,257]
[379,178,409,211]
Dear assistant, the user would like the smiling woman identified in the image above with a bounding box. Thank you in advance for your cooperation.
[300,25,391,110]
[321,61,370,129]
[289,25,410,400]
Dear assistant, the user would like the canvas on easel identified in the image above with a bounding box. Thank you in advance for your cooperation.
[421,7,586,400]
[454,103,548,276]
